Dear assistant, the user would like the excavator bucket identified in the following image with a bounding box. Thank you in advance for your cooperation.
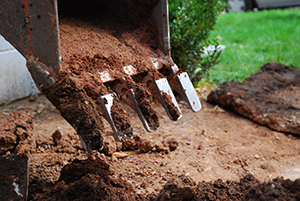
[0,0,201,151]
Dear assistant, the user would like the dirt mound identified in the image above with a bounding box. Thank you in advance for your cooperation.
[30,157,139,201]
[207,62,300,135]
[29,157,300,201]
[154,174,300,201]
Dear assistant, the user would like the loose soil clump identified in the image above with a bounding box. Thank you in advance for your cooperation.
[30,157,139,201]
[0,110,34,155]
[208,62,300,135]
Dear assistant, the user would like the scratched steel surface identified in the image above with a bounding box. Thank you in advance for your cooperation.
[0,0,61,74]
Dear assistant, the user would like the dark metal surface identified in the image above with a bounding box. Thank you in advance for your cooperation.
[27,56,58,89]
[151,0,170,56]
[0,155,29,201]
[0,0,61,74]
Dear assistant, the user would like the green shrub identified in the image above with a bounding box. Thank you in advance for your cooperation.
[169,0,226,84]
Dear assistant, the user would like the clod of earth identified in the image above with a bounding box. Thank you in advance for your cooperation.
[207,61,300,135]
[0,111,34,155]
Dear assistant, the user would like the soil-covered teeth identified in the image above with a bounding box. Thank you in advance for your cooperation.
[166,65,202,112]
[136,72,182,121]
[98,94,133,142]
[111,78,159,132]
[154,78,182,121]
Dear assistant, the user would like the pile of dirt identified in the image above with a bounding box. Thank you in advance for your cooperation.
[29,156,300,201]
[29,157,140,201]
[155,174,300,201]
[207,62,300,135]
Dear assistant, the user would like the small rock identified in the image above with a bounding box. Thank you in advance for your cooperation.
[261,164,267,170]
[111,154,118,162]
[254,154,260,159]
[153,142,169,154]
[103,136,117,155]
[113,152,129,158]
[52,129,62,146]
[122,134,140,150]
[197,142,204,150]
[97,153,107,162]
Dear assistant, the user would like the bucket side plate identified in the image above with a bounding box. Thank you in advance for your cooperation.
[0,0,61,74]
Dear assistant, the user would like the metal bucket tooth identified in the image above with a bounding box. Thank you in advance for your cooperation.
[137,72,182,121]
[163,65,202,112]
[110,78,159,132]
[98,93,133,141]
[154,78,182,121]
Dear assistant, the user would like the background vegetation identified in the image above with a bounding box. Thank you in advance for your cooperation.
[169,0,226,84]
[204,8,300,85]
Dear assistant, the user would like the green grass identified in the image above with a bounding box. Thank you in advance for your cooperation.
[203,8,300,85]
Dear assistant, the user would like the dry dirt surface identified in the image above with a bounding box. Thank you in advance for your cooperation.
[0,78,300,200]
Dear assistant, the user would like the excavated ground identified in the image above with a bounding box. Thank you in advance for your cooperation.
[1,61,300,200]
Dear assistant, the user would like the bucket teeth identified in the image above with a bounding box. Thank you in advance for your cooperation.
[98,93,133,141]
[137,72,182,121]
[95,58,200,136]
[163,65,202,112]
[154,78,182,121]
[174,71,202,112]
[128,89,158,132]
[111,78,159,132]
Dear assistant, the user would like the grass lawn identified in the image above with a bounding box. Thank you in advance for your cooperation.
[204,8,300,85]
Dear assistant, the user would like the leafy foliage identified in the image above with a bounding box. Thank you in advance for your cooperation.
[169,0,226,84]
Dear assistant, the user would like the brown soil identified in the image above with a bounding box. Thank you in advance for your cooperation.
[2,1,300,200]
[207,62,300,135]
[42,74,104,151]
[134,83,160,130]
[1,76,300,200]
